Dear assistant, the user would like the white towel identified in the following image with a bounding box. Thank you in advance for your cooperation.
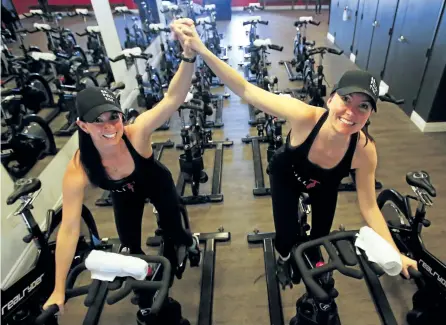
[184,92,194,103]
[253,38,271,47]
[354,226,402,276]
[85,250,149,281]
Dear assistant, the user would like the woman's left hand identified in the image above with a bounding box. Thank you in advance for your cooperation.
[400,254,418,279]
[170,18,197,58]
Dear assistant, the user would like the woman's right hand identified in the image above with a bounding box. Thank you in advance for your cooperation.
[43,290,66,315]
[170,20,207,55]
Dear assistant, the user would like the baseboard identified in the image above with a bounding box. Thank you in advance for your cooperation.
[410,110,446,133]
[327,32,335,43]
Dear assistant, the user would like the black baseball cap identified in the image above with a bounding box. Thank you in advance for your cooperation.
[331,70,380,111]
[76,87,123,123]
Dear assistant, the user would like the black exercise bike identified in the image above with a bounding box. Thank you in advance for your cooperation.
[378,171,446,325]
[1,178,101,325]
[299,46,344,107]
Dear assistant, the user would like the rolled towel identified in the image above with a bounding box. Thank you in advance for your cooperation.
[205,4,216,10]
[85,250,149,281]
[75,8,89,15]
[87,26,100,33]
[34,23,52,31]
[30,51,56,62]
[249,2,261,7]
[354,226,402,276]
[115,6,129,12]
[253,38,271,47]
[279,93,292,98]
[121,47,142,57]
[184,92,194,103]
[299,16,313,22]
[30,9,43,14]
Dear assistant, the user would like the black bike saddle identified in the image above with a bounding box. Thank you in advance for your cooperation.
[7,178,41,205]
[406,171,436,197]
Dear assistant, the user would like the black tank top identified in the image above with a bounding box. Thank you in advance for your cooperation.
[285,110,359,191]
[97,134,154,194]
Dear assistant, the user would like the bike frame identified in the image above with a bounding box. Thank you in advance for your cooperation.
[384,190,446,293]
[1,200,99,323]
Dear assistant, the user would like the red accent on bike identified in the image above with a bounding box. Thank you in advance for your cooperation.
[316,262,325,268]
[147,266,153,277]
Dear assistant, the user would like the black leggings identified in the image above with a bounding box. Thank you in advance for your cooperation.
[269,170,338,258]
[111,160,194,254]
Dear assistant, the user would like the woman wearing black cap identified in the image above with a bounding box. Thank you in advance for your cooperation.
[172,22,418,286]
[43,19,200,318]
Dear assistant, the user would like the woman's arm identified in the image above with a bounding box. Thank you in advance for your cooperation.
[355,140,418,277]
[54,159,87,294]
[130,59,195,139]
[175,24,314,121]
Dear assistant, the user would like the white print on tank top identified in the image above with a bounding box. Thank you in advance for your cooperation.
[111,180,136,193]
[292,166,321,190]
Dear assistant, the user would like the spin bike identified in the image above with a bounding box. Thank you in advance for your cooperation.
[378,171,446,325]
[35,253,174,325]
[176,97,233,205]
[279,18,320,81]
[1,90,57,180]
[1,178,102,325]
[110,47,170,130]
[297,46,343,107]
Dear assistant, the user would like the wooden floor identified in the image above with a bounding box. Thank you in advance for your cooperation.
[29,10,446,325]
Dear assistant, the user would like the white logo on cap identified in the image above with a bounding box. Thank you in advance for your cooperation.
[101,89,115,103]
[370,77,378,96]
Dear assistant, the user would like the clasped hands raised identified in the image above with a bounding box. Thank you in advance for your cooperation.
[169,18,207,58]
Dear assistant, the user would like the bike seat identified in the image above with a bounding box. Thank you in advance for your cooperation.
[7,178,42,205]
[406,171,436,197]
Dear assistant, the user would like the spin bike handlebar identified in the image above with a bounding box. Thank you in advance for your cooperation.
[293,230,422,303]
[179,98,205,112]
[35,254,171,325]
[294,20,320,27]
[379,93,404,105]
[243,20,269,26]
[109,53,153,62]
[307,47,343,57]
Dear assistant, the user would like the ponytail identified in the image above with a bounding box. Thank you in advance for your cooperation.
[78,128,108,187]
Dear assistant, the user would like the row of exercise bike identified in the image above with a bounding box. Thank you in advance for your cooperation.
[1,2,222,181]
[2,168,444,325]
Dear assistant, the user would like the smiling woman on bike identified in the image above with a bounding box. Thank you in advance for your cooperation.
[172,21,418,286]
[43,19,201,317]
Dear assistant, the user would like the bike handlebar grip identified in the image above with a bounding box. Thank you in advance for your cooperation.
[269,44,283,52]
[294,231,363,301]
[333,232,358,266]
[242,21,250,26]
[35,305,59,325]
[136,54,153,60]
[109,54,126,62]
[160,9,168,13]
[309,20,321,26]
[17,29,30,34]
[408,267,422,279]
[259,20,269,25]
[181,98,205,111]
[327,48,343,55]
[67,12,77,17]
[66,285,91,298]
[66,262,87,288]
[107,282,133,305]
[84,280,101,307]
[76,31,88,36]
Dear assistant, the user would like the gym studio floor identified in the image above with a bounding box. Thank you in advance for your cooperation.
[14,9,446,325]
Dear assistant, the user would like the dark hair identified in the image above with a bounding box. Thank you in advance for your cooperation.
[328,92,375,147]
[78,128,108,187]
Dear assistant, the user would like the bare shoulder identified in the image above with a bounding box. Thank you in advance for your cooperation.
[352,131,378,170]
[288,105,326,138]
[63,150,89,192]
[121,125,152,158]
